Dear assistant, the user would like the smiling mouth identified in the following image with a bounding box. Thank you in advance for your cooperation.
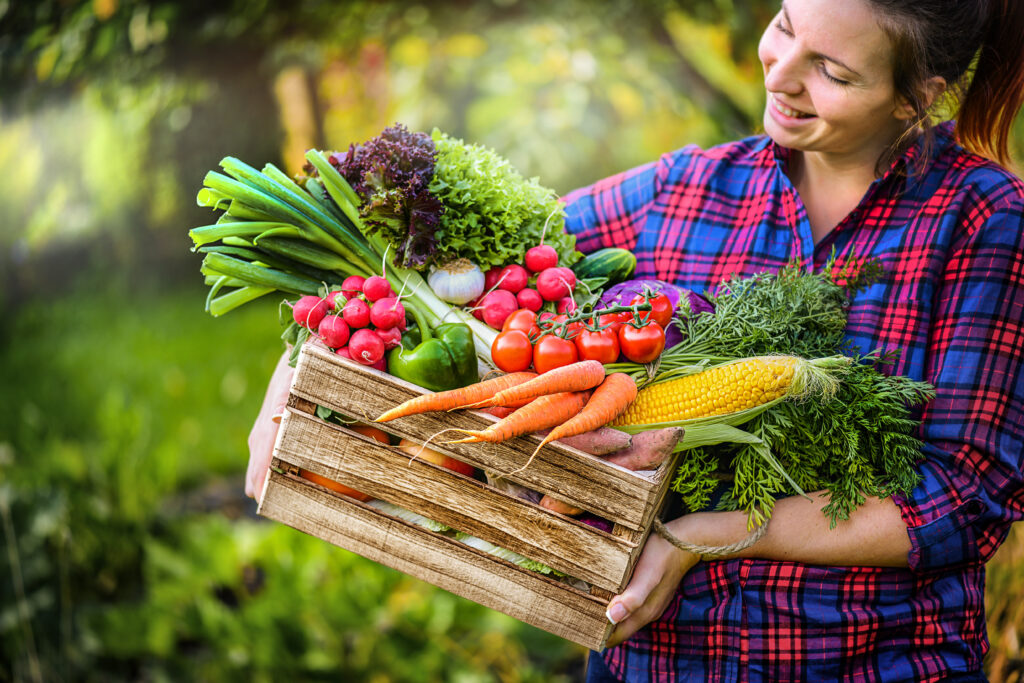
[770,94,814,119]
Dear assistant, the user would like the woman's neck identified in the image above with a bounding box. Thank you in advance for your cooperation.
[788,150,881,244]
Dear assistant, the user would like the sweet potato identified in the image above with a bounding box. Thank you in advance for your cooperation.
[538,495,585,516]
[603,427,684,470]
[535,426,632,455]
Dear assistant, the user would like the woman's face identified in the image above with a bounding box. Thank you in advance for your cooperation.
[758,0,913,165]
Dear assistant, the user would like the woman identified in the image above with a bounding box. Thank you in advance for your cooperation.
[571,1,1024,680]
[247,0,1024,680]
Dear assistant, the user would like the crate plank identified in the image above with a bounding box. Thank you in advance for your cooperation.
[275,409,637,591]
[259,470,614,650]
[291,343,668,529]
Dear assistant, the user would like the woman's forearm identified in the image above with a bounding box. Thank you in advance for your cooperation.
[675,492,912,568]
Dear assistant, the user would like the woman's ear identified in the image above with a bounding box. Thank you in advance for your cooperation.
[895,76,947,121]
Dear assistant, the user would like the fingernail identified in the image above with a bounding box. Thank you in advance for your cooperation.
[606,602,629,625]
[271,413,283,424]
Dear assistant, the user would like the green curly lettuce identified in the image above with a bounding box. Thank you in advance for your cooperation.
[429,130,580,271]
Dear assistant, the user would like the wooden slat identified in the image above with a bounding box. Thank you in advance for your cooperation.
[274,409,636,591]
[291,343,669,529]
[258,470,614,651]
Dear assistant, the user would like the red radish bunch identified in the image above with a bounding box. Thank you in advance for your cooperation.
[288,275,407,369]
[469,242,581,331]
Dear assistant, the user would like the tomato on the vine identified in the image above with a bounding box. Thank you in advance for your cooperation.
[575,327,620,364]
[629,292,674,329]
[491,329,534,373]
[551,314,583,340]
[502,308,541,340]
[618,322,666,363]
[597,311,631,335]
[533,334,579,373]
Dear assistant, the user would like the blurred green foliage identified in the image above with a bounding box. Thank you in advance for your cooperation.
[3,0,1024,680]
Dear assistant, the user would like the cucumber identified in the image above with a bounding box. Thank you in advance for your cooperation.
[571,247,637,285]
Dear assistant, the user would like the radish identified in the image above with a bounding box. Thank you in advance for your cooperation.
[479,289,518,329]
[362,275,393,302]
[496,264,529,293]
[369,297,405,329]
[335,346,352,359]
[555,266,577,290]
[341,275,366,299]
[342,298,371,328]
[465,295,485,321]
[319,315,351,349]
[374,326,402,350]
[516,287,543,312]
[293,295,330,330]
[349,328,385,365]
[371,357,387,371]
[556,296,577,314]
[326,290,346,312]
[484,267,503,291]
[535,267,574,301]
[524,244,558,273]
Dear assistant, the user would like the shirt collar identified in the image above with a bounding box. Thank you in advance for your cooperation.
[764,120,956,194]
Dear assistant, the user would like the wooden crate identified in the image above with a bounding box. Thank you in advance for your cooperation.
[258,341,680,651]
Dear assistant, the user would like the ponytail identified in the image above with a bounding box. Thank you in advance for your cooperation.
[957,0,1024,166]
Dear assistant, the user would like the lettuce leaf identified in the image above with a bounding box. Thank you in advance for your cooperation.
[429,130,579,271]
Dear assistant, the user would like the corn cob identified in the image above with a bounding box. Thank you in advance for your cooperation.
[612,356,803,426]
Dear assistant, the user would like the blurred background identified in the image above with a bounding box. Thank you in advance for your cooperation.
[2,1,1022,681]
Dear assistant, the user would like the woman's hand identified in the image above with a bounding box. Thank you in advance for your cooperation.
[604,517,701,648]
[245,351,294,499]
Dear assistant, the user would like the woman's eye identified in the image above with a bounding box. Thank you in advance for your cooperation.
[774,20,794,36]
[819,63,850,86]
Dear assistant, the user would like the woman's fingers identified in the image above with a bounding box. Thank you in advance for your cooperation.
[604,524,700,648]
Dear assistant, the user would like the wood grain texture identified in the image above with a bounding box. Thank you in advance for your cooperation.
[258,470,615,651]
[274,409,636,591]
[291,342,673,529]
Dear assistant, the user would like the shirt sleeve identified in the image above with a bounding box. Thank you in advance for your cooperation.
[562,151,681,254]
[895,187,1024,573]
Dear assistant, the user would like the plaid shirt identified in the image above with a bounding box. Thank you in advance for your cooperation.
[564,122,1024,682]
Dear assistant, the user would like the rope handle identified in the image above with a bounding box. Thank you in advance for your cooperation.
[653,517,768,560]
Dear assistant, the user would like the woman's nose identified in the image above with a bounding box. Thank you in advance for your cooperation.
[764,49,803,96]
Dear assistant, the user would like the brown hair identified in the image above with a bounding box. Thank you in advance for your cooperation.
[868,0,1024,167]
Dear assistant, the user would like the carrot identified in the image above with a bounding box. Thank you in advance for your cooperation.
[444,390,592,444]
[469,360,606,409]
[526,373,638,461]
[374,372,537,422]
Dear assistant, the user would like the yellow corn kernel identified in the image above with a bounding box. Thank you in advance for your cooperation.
[612,356,799,426]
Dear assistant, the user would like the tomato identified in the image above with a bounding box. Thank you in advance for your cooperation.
[502,308,541,339]
[575,327,620,364]
[597,311,632,335]
[533,334,579,373]
[618,322,666,363]
[629,292,675,329]
[491,329,534,373]
[551,314,583,340]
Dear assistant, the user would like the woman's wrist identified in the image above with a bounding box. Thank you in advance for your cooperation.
[668,509,767,560]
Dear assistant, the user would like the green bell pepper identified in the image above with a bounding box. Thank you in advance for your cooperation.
[387,322,478,392]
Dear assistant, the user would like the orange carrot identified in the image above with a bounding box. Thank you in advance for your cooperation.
[528,373,638,458]
[470,360,606,409]
[445,390,592,444]
[374,372,537,422]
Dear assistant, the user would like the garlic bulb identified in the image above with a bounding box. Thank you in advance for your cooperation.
[427,259,485,305]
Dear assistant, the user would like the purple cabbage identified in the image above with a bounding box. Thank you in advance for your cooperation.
[329,123,444,269]
[599,278,714,347]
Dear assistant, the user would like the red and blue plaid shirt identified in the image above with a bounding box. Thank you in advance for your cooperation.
[564,122,1024,682]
